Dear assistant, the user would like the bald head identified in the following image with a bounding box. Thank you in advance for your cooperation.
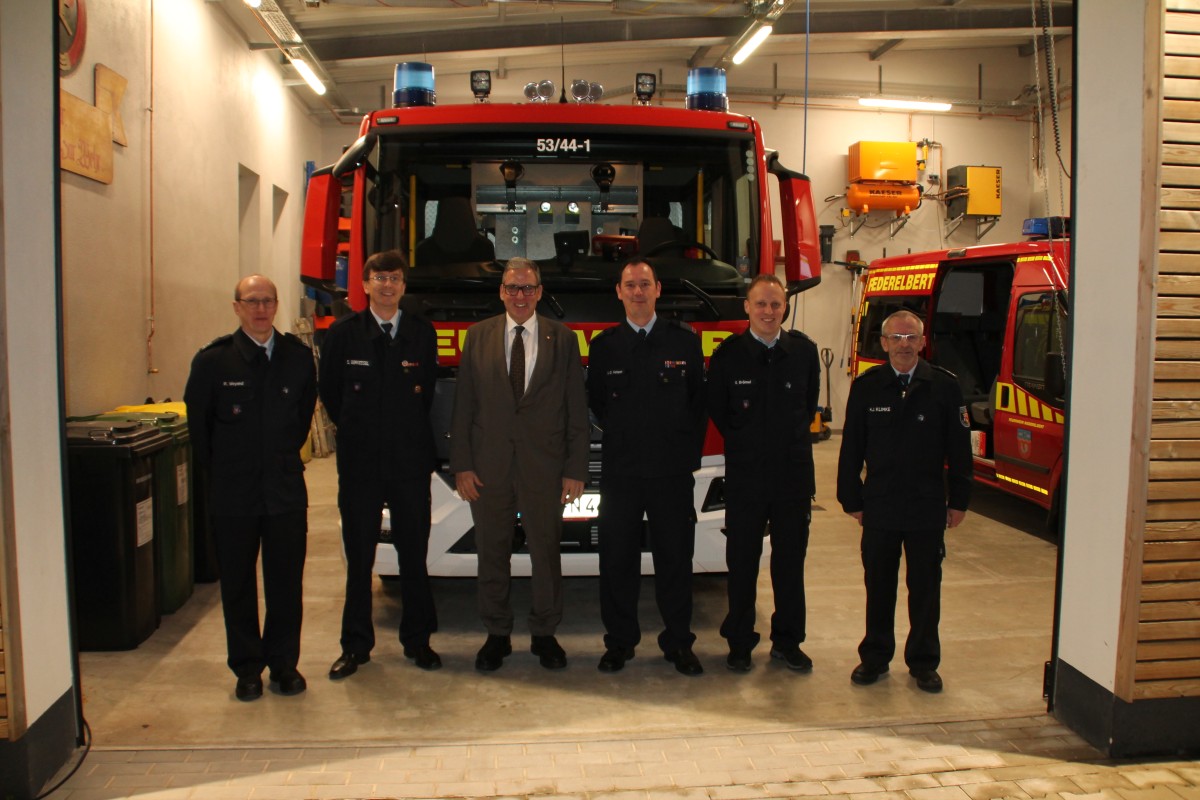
[233,274,279,343]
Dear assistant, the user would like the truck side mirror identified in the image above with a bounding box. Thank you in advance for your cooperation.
[1045,352,1066,401]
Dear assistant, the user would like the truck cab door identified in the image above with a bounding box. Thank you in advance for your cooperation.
[992,289,1067,509]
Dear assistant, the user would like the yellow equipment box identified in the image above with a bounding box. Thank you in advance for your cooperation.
[947,165,1002,218]
[848,141,918,184]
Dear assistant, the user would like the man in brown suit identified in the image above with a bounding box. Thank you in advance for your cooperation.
[450,258,590,671]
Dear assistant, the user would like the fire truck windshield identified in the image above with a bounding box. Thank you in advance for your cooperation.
[359,129,759,297]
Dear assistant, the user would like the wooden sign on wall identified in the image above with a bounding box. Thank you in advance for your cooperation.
[60,63,126,185]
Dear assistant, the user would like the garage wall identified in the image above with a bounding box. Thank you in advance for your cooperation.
[59,0,324,416]
[320,42,1072,423]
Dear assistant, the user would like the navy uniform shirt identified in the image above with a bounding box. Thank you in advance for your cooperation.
[837,358,973,530]
[707,328,820,493]
[587,319,706,480]
[319,309,438,480]
[184,328,317,517]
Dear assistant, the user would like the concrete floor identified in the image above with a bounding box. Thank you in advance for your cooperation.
[75,434,1060,751]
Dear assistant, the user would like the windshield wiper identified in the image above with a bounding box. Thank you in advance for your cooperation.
[677,278,721,320]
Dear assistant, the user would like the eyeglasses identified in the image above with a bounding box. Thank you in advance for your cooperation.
[369,274,404,285]
[882,333,921,343]
[238,297,277,309]
[502,284,539,296]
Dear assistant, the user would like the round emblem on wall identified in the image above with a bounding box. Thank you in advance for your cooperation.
[59,0,88,76]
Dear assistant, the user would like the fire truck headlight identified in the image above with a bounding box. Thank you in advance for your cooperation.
[571,79,590,103]
[537,80,556,101]
[523,82,539,101]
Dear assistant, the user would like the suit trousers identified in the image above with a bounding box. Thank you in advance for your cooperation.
[339,479,437,654]
[858,526,945,671]
[212,511,307,678]
[720,475,811,651]
[598,473,697,653]
[472,479,563,637]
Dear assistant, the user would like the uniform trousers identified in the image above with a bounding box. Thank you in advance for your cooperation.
[721,473,810,651]
[339,479,436,654]
[859,526,945,671]
[212,510,307,678]
[472,478,563,637]
[598,473,697,653]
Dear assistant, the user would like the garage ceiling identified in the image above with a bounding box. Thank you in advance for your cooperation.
[213,0,1073,121]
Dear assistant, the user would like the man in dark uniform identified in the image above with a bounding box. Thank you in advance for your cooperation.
[588,259,707,676]
[184,274,317,702]
[320,250,441,678]
[707,273,820,674]
[837,308,972,693]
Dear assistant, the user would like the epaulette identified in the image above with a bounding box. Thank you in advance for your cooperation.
[327,311,359,331]
[930,364,959,380]
[785,329,817,346]
[199,333,234,352]
[666,318,698,335]
[861,363,891,378]
[280,331,309,348]
[593,324,620,340]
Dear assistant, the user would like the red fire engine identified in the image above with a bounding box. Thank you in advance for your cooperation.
[301,64,822,576]
[850,218,1070,532]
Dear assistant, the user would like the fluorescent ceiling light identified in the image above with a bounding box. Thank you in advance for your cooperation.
[291,58,326,96]
[732,24,773,65]
[243,0,262,8]
[858,97,952,112]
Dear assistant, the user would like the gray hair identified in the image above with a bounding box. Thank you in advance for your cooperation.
[881,309,924,335]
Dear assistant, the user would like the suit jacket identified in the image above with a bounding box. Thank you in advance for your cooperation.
[449,313,589,495]
[184,328,317,517]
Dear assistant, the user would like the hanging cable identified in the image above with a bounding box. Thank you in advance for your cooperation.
[802,0,810,174]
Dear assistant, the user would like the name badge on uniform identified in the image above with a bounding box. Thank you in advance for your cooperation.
[348,359,371,367]
[868,405,891,413]
[402,360,420,368]
[734,379,753,386]
[606,368,625,376]
[222,380,246,387]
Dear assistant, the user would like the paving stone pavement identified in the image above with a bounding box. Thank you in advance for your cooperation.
[45,713,1200,800]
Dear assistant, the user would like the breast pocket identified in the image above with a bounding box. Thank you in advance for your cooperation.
[728,383,755,427]
[216,383,255,423]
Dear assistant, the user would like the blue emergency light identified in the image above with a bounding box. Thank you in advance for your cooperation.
[686,67,728,112]
[1022,216,1070,239]
[394,62,436,108]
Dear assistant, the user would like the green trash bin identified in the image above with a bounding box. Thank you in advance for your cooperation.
[66,420,171,650]
[97,410,195,614]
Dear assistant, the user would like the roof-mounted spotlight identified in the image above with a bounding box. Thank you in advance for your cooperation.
[523,80,556,103]
[634,73,656,105]
[570,79,604,103]
[470,70,492,103]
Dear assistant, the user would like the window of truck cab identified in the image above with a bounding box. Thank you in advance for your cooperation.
[358,127,758,292]
[1012,291,1066,405]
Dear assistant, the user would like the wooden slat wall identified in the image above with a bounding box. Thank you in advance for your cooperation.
[1140,1,1200,700]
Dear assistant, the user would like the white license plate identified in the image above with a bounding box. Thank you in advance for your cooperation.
[563,493,601,520]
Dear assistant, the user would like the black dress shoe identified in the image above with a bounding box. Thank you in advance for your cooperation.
[598,646,635,673]
[235,674,263,702]
[726,648,753,673]
[911,668,943,693]
[269,670,307,696]
[404,643,443,671]
[475,634,512,672]
[851,662,889,685]
[530,635,567,670]
[329,651,370,680]
[664,647,704,676]
[770,645,813,672]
